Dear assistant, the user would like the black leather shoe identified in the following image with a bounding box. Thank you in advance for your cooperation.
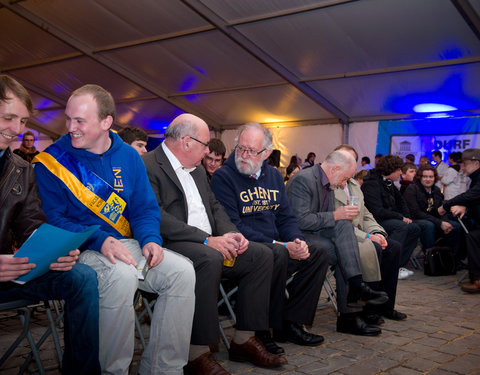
[337,314,381,336]
[382,309,407,321]
[362,312,385,325]
[274,322,324,347]
[347,283,389,308]
[255,330,285,355]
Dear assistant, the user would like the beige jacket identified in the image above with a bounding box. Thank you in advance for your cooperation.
[334,178,385,282]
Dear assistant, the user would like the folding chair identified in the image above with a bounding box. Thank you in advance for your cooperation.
[0,300,62,375]
[409,240,424,270]
[217,281,238,349]
[134,289,157,349]
[318,265,338,312]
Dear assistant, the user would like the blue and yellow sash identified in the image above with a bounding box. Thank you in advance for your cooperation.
[33,144,132,238]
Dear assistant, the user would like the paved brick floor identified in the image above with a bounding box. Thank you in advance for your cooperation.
[1,268,480,374]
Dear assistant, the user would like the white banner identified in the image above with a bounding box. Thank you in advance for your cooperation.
[390,133,479,163]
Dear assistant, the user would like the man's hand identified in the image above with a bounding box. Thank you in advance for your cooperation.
[50,249,80,272]
[450,205,466,219]
[205,235,241,260]
[101,236,137,266]
[333,205,359,221]
[142,242,164,267]
[402,217,412,224]
[438,206,447,216]
[286,238,310,260]
[224,232,249,254]
[0,255,35,282]
[369,233,387,250]
[440,221,453,234]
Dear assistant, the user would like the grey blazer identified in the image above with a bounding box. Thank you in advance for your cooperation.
[142,145,238,244]
[286,165,336,233]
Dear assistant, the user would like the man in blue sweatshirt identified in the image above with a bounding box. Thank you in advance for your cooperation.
[211,122,329,353]
[34,84,195,375]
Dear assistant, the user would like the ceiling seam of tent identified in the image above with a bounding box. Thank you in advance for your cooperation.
[180,0,348,124]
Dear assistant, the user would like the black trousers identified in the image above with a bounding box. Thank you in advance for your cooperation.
[380,219,421,267]
[367,239,401,311]
[166,240,273,345]
[264,241,329,329]
[465,227,480,280]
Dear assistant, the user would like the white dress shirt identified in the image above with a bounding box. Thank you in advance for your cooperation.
[162,142,212,235]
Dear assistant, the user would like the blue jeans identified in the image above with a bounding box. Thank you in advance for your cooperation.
[414,219,436,249]
[0,264,101,374]
[414,219,462,259]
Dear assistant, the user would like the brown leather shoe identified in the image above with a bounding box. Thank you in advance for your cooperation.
[184,352,231,375]
[229,336,287,368]
[461,279,480,294]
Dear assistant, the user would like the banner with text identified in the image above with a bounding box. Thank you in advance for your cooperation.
[390,133,479,163]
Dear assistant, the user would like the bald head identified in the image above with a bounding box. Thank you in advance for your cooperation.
[321,150,357,188]
[165,113,209,140]
[164,113,210,169]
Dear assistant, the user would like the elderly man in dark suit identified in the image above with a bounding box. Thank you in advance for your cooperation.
[143,113,286,375]
[287,150,388,336]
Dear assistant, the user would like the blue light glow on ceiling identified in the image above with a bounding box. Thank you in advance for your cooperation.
[413,103,457,113]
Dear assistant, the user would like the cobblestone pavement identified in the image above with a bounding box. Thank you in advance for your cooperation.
[1,269,480,375]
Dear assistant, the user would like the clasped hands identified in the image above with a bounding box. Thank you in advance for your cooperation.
[285,238,310,260]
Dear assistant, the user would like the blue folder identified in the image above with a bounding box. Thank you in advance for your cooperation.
[13,223,99,284]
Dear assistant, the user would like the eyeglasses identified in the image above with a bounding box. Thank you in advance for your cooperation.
[235,144,265,157]
[187,136,209,147]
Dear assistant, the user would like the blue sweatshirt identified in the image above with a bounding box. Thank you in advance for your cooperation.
[34,131,162,251]
[211,153,304,243]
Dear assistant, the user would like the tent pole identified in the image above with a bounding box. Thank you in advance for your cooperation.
[342,121,350,145]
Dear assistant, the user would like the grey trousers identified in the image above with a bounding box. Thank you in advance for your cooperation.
[79,239,195,375]
[303,220,362,314]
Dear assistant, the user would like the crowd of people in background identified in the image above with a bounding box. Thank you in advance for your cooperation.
[2,73,480,375]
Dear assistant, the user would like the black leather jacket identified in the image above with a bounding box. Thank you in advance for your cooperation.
[443,167,480,222]
[0,148,46,254]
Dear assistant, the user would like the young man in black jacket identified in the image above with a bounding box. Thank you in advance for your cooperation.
[361,155,421,280]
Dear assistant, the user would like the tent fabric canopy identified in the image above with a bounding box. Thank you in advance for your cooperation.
[1,0,480,139]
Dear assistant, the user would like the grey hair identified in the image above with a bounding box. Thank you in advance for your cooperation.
[235,122,273,151]
[164,115,199,140]
[323,150,356,171]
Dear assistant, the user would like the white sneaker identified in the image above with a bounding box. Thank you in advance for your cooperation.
[398,268,410,280]
[405,268,414,276]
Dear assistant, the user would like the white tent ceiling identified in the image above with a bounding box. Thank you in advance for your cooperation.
[1,0,480,139]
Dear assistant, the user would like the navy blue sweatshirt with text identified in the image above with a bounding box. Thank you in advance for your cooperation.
[210,153,303,243]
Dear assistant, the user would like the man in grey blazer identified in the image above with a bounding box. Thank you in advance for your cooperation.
[334,145,405,322]
[287,150,388,336]
[143,114,286,375]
